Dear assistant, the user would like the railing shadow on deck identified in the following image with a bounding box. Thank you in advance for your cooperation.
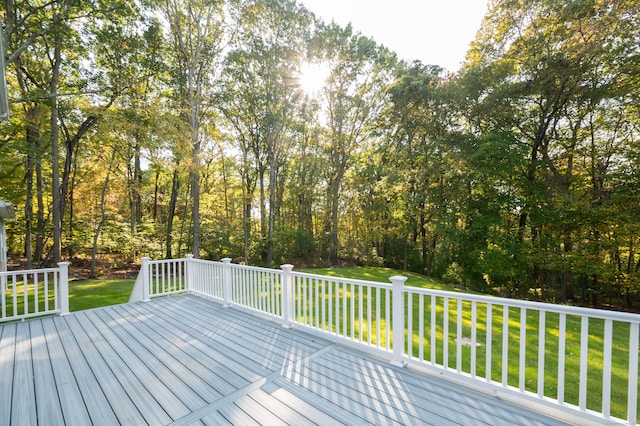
[131,255,639,425]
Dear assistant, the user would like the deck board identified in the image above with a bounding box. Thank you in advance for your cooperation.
[0,294,575,425]
[122,301,263,389]
[39,318,93,426]
[101,304,222,404]
[30,320,66,425]
[13,322,37,425]
[0,323,16,426]
[63,313,149,424]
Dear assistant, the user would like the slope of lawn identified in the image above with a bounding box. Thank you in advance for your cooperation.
[298,266,458,292]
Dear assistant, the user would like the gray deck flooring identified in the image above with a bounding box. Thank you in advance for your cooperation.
[0,294,571,425]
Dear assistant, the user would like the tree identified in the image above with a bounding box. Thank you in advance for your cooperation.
[460,0,640,299]
[312,23,396,264]
[217,0,311,265]
[161,0,231,258]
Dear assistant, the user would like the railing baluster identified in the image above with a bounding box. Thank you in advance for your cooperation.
[502,306,509,387]
[537,310,546,398]
[12,275,17,317]
[628,322,638,425]
[579,316,589,411]
[407,292,413,358]
[321,279,326,332]
[519,308,527,392]
[457,298,462,373]
[342,281,347,337]
[23,273,28,316]
[350,283,355,340]
[486,303,492,383]
[303,275,308,325]
[419,295,424,361]
[376,287,381,349]
[385,288,390,351]
[34,273,39,314]
[367,285,372,345]
[327,280,333,333]
[471,301,477,377]
[296,275,302,322]
[335,280,340,335]
[358,285,363,342]
[558,312,566,404]
[431,295,436,365]
[1,274,5,319]
[443,296,449,369]
[602,319,612,418]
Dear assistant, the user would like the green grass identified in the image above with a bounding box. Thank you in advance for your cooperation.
[298,266,455,291]
[68,278,136,312]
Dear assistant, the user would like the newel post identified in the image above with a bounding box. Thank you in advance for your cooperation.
[281,264,294,328]
[141,257,150,302]
[390,275,408,367]
[58,261,70,315]
[221,258,232,307]
[185,254,194,292]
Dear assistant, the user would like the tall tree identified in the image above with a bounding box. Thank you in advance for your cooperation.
[312,23,396,264]
[162,0,231,258]
[218,0,311,265]
[459,0,640,298]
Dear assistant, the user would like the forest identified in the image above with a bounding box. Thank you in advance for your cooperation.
[0,0,638,308]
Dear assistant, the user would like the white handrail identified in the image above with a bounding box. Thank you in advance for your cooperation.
[135,257,640,425]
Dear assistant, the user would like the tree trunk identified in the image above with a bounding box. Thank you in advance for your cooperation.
[90,150,116,278]
[24,139,33,268]
[35,141,45,266]
[166,169,180,259]
[266,158,278,266]
[153,168,160,222]
[50,31,63,264]
[190,164,200,257]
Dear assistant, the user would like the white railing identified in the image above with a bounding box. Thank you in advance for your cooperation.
[133,256,640,425]
[0,262,69,322]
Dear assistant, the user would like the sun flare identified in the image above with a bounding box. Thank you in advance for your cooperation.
[298,62,330,94]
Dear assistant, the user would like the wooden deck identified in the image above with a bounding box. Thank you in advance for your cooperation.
[0,294,574,425]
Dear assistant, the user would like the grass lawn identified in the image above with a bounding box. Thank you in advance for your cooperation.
[68,278,136,312]
[298,266,457,292]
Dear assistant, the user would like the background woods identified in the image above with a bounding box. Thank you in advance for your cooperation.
[1,0,639,308]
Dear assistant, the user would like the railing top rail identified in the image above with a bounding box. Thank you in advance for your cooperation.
[291,270,392,290]
[0,267,59,276]
[228,263,283,274]
[148,258,185,265]
[406,285,640,323]
[190,258,223,266]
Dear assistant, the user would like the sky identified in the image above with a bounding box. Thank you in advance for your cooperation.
[299,0,489,72]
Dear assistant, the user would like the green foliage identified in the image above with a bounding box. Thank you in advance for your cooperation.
[68,279,136,312]
[1,0,639,310]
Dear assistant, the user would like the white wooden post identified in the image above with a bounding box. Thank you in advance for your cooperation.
[281,264,294,328]
[141,257,150,301]
[58,261,70,315]
[185,254,194,292]
[222,258,232,307]
[390,275,408,367]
